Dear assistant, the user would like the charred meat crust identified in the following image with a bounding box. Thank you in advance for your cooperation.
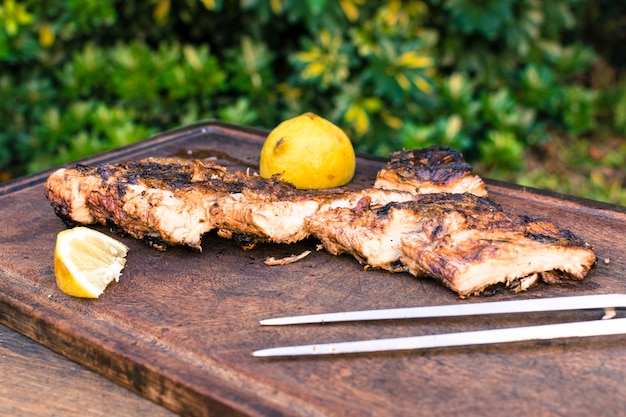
[383,147,476,183]
[374,146,488,197]
[396,194,596,296]
[305,193,596,295]
[44,147,597,296]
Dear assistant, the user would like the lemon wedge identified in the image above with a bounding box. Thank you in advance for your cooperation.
[259,112,356,189]
[54,227,129,298]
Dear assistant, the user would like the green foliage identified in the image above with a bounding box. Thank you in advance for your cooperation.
[516,135,626,206]
[1,0,625,204]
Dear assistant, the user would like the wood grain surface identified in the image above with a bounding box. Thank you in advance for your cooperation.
[1,121,626,417]
[0,323,176,416]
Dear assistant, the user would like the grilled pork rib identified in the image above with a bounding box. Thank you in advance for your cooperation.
[45,158,235,250]
[374,146,488,197]
[210,187,414,248]
[44,146,596,296]
[45,157,416,250]
[307,194,596,297]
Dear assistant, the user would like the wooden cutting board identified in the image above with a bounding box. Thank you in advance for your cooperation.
[1,121,626,417]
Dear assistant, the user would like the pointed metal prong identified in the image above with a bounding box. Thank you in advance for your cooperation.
[259,294,626,326]
[253,317,626,357]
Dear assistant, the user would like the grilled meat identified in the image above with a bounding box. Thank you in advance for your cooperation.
[45,158,235,250]
[304,197,422,273]
[44,146,597,296]
[45,157,416,250]
[374,146,488,197]
[210,187,414,248]
[399,194,596,296]
[307,193,596,296]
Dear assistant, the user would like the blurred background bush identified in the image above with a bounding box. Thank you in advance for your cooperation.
[1,0,625,204]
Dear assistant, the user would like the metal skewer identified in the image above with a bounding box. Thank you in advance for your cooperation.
[253,294,626,357]
[259,294,626,326]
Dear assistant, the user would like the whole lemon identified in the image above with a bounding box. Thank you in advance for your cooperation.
[259,112,356,189]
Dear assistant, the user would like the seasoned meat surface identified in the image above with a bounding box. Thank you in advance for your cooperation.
[401,194,596,296]
[305,198,423,272]
[45,158,233,250]
[45,157,416,250]
[308,193,596,297]
[374,146,488,197]
[210,187,415,247]
[44,146,597,296]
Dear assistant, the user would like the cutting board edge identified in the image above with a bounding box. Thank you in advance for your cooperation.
[0,279,320,417]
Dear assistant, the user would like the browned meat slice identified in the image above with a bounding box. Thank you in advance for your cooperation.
[304,198,423,272]
[45,157,416,250]
[306,193,596,296]
[45,158,234,250]
[46,146,483,249]
[210,186,415,248]
[374,146,488,197]
[44,147,597,296]
[399,195,596,296]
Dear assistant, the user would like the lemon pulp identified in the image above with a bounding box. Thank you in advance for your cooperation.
[54,226,129,298]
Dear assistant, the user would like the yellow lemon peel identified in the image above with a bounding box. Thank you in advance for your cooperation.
[259,112,356,189]
[54,227,129,298]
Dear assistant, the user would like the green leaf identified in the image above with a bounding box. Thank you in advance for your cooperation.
[306,0,328,15]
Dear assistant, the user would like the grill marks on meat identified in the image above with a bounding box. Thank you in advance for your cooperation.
[305,199,423,273]
[210,187,414,248]
[45,157,416,250]
[374,146,488,197]
[44,146,597,296]
[46,158,235,250]
[308,193,595,297]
